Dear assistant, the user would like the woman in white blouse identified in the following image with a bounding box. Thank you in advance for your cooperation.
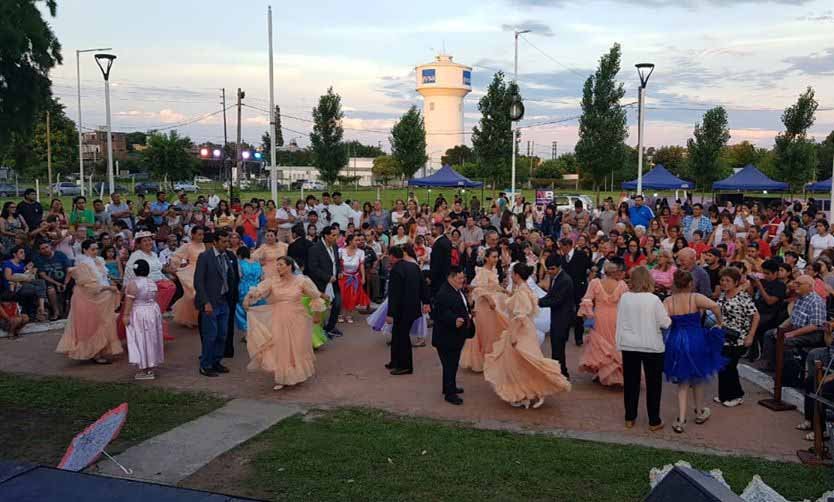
[809,220,834,261]
[122,231,177,340]
[615,266,672,431]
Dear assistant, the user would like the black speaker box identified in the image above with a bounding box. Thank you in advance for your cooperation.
[644,466,742,502]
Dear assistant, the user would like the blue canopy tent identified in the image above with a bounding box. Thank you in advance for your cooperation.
[407,165,483,187]
[622,165,694,190]
[806,178,832,192]
[712,164,789,191]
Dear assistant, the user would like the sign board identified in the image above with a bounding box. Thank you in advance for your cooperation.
[536,190,554,205]
[463,70,471,86]
[421,69,436,84]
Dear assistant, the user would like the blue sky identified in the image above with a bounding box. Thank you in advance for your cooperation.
[46,0,834,155]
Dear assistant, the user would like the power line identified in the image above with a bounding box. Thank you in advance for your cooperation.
[519,35,589,80]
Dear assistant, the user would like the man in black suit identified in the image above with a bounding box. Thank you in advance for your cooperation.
[431,266,473,405]
[287,223,311,271]
[194,230,238,377]
[559,237,591,346]
[429,222,452,296]
[538,254,575,380]
[306,225,342,337]
[386,246,426,375]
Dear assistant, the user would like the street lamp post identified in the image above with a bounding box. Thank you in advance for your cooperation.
[94,53,117,195]
[511,29,530,205]
[635,63,655,196]
[76,47,111,195]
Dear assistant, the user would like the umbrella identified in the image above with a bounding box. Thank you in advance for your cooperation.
[58,403,129,473]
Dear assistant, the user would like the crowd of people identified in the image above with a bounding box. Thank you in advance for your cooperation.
[1,186,833,439]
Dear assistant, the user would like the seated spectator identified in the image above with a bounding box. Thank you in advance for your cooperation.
[32,241,72,319]
[0,300,29,337]
[762,275,827,372]
[2,246,50,321]
[796,346,833,440]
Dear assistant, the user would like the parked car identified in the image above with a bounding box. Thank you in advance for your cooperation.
[302,180,325,191]
[134,182,161,195]
[93,182,129,195]
[194,176,212,183]
[554,194,595,214]
[173,182,199,192]
[0,183,17,197]
[53,182,82,196]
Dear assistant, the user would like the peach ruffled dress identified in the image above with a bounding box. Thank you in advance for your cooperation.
[578,278,628,386]
[171,241,205,327]
[460,267,508,372]
[56,256,122,360]
[252,242,288,282]
[244,274,325,386]
[484,283,571,404]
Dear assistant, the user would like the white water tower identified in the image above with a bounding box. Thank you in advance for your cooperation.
[416,54,472,174]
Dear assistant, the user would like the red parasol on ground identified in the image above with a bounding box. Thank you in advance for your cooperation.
[58,402,129,473]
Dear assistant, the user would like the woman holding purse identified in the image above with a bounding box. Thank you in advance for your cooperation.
[715,267,759,407]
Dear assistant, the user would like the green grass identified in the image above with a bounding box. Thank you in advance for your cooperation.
[205,408,831,502]
[0,372,226,465]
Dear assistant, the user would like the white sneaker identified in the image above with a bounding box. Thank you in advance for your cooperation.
[722,398,743,408]
[694,407,711,424]
[713,396,722,404]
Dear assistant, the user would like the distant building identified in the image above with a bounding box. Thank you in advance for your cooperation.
[82,129,128,161]
[277,157,376,187]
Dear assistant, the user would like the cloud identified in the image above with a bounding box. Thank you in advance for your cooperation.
[782,48,834,75]
[511,0,812,7]
[158,109,187,123]
[796,10,834,21]
[500,21,554,37]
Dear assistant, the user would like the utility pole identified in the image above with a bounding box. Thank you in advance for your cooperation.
[267,5,278,204]
[234,88,244,201]
[46,110,53,194]
[552,141,557,160]
[530,140,535,179]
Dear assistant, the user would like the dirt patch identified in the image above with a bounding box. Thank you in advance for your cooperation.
[179,435,270,499]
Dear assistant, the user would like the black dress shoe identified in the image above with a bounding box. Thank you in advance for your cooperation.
[389,368,413,375]
[384,362,393,369]
[199,367,219,377]
[330,328,344,336]
[213,363,230,374]
[444,394,463,405]
[456,387,464,394]
[575,340,584,347]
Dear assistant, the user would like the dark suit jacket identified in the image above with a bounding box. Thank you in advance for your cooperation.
[538,270,575,332]
[194,248,240,311]
[388,260,426,325]
[430,234,452,292]
[305,240,341,292]
[288,237,312,271]
[431,281,473,352]
[563,249,591,303]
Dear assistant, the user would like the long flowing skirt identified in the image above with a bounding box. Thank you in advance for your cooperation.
[117,279,176,340]
[484,317,571,404]
[664,313,728,384]
[578,307,623,386]
[303,296,328,350]
[460,295,508,372]
[339,273,370,312]
[246,302,316,385]
[367,299,429,340]
[56,288,122,360]
[172,265,199,327]
[126,303,164,369]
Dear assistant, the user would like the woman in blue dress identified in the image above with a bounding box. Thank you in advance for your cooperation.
[663,269,726,434]
[236,246,263,333]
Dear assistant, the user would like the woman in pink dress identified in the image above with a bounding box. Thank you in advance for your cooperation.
[244,256,326,391]
[169,226,205,327]
[252,228,288,283]
[460,248,508,372]
[578,260,628,386]
[650,249,677,296]
[56,240,122,363]
[122,259,164,380]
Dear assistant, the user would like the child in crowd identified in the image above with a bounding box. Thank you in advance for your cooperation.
[122,259,164,380]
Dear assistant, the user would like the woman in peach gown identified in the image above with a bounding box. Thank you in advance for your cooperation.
[460,248,508,372]
[169,226,205,327]
[56,239,122,363]
[252,228,288,282]
[484,263,571,408]
[244,256,326,390]
[578,260,628,386]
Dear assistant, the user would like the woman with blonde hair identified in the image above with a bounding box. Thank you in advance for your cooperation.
[578,260,628,386]
[616,266,671,430]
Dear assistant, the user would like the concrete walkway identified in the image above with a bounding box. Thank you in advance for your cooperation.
[93,398,302,485]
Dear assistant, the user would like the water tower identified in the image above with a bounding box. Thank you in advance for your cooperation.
[415,54,472,175]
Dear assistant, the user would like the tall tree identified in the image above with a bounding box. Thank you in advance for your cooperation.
[309,87,346,184]
[574,44,628,194]
[273,105,284,148]
[816,131,834,181]
[652,145,687,174]
[372,155,399,186]
[141,130,199,179]
[775,87,818,189]
[389,105,428,179]
[721,141,764,169]
[686,106,730,194]
[344,140,384,158]
[0,97,77,179]
[125,131,147,151]
[441,145,474,166]
[0,0,62,148]
[471,72,518,185]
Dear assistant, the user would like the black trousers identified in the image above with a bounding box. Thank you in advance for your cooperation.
[436,347,462,396]
[717,346,745,402]
[390,317,414,371]
[573,313,584,344]
[324,283,342,333]
[223,298,236,358]
[622,351,664,426]
[550,326,570,380]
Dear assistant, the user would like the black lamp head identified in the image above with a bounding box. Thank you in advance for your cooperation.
[94,53,117,80]
[636,63,655,88]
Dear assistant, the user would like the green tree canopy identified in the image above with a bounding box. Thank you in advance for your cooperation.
[125,132,147,151]
[390,105,428,179]
[686,106,731,192]
[574,43,628,193]
[775,87,818,189]
[141,130,199,179]
[816,131,834,181]
[0,97,77,180]
[0,0,62,148]
[442,145,474,166]
[372,155,399,186]
[310,87,346,184]
[471,72,518,185]
[652,145,687,174]
[345,140,384,158]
